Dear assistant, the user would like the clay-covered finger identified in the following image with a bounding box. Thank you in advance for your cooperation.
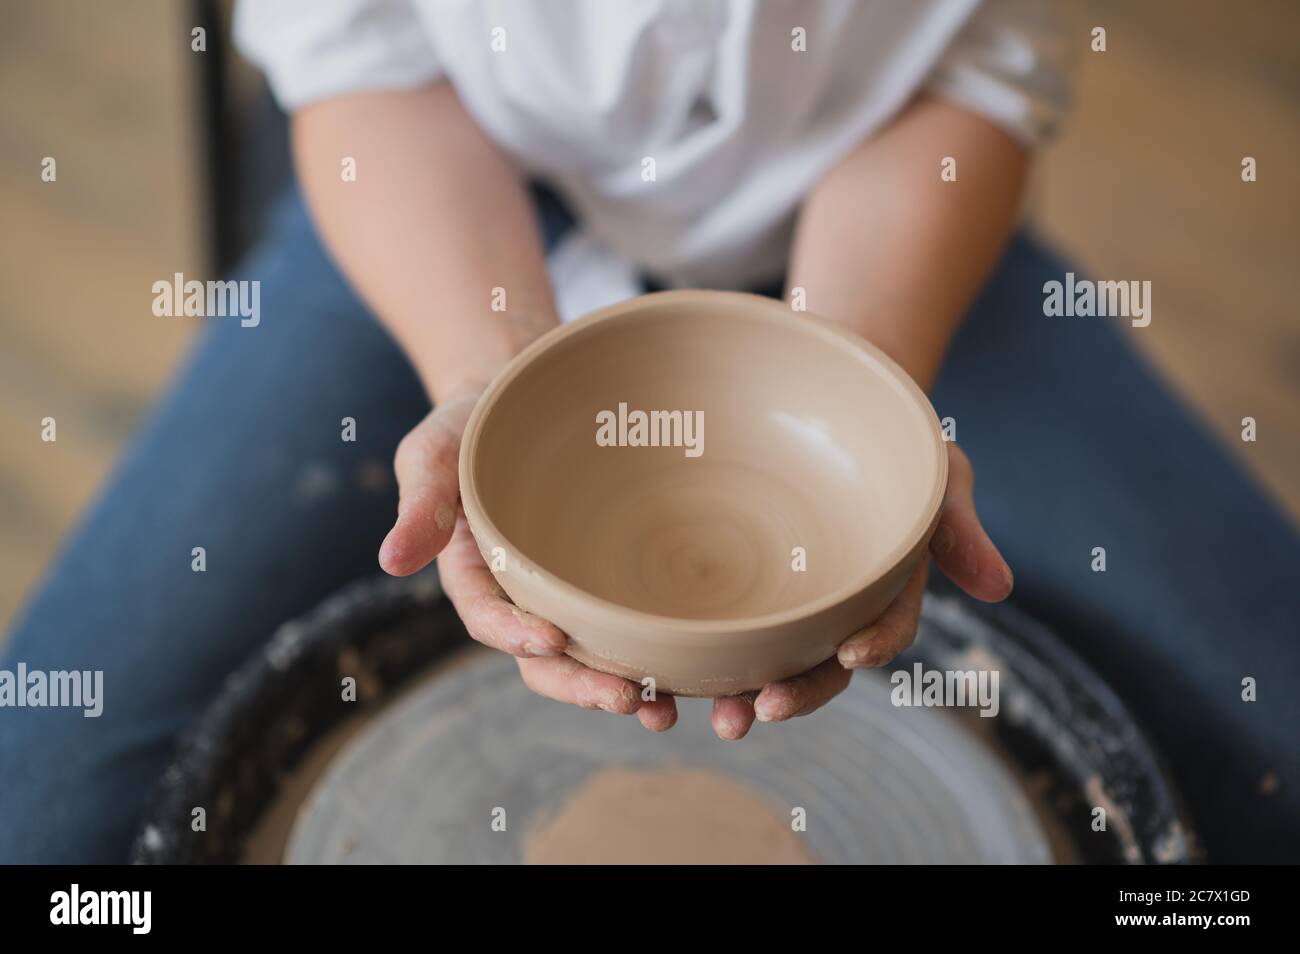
[837,556,929,670]
[753,657,852,723]
[379,397,477,576]
[637,693,678,732]
[711,694,756,740]
[928,444,1013,602]
[516,655,642,714]
[440,518,567,657]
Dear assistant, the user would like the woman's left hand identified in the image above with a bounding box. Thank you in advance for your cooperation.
[708,442,1013,740]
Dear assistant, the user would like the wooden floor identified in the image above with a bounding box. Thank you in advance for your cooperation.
[1,0,1297,631]
[0,1,204,632]
[1035,0,1300,526]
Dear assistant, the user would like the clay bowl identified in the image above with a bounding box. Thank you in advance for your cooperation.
[459,290,947,696]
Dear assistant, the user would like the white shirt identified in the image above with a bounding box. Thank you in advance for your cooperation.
[235,0,1071,321]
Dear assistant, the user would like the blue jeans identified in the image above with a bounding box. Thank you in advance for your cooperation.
[2,189,1297,863]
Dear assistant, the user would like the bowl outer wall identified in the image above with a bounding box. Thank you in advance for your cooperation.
[488,510,939,696]
[458,290,949,696]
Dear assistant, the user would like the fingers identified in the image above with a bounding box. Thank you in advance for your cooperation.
[441,513,674,731]
[637,693,679,732]
[439,515,568,657]
[716,555,928,733]
[712,694,757,740]
[379,395,479,576]
[752,657,853,723]
[442,520,675,730]
[518,656,681,733]
[516,655,642,714]
[929,444,1014,602]
[837,555,929,670]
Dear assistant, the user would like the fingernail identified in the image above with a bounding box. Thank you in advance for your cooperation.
[1001,563,1015,596]
[510,604,553,631]
[522,641,563,657]
[753,696,779,722]
[434,503,456,532]
[838,647,864,667]
[598,683,638,713]
[838,627,879,667]
[510,607,567,653]
[378,532,402,571]
[839,644,868,667]
[931,523,956,556]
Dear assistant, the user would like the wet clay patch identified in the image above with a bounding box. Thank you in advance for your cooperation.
[523,766,813,865]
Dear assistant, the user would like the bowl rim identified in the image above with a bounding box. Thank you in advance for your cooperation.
[459,289,949,636]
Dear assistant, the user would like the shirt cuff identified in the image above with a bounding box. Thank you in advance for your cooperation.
[924,0,1074,148]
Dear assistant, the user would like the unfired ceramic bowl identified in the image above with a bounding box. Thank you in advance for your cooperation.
[459,290,947,696]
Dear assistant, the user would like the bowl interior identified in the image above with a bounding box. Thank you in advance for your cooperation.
[469,295,942,622]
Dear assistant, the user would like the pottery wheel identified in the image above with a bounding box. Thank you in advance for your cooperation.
[286,652,1052,864]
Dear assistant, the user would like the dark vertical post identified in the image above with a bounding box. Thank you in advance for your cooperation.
[192,0,239,274]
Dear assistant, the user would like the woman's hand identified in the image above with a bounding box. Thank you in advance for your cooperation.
[377,387,679,733]
[379,391,1009,740]
[745,96,1029,739]
[709,441,1013,740]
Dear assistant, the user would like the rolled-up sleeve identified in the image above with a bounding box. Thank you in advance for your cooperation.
[925,0,1074,148]
[233,0,443,111]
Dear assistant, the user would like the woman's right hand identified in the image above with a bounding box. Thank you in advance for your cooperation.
[378,387,679,733]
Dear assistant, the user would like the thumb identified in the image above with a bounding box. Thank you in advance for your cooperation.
[379,395,478,576]
[929,443,1014,602]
